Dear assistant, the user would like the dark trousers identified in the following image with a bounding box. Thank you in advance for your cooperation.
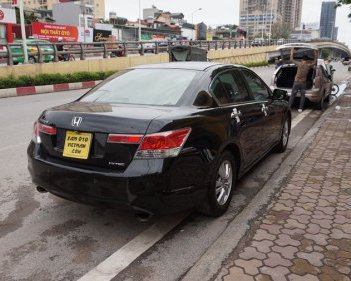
[289,81,306,110]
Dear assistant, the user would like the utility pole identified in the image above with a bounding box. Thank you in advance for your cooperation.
[19,0,28,63]
[246,0,249,39]
[138,0,141,41]
[268,0,273,41]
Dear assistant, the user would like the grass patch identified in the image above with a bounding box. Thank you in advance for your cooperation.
[242,61,269,67]
[0,70,117,89]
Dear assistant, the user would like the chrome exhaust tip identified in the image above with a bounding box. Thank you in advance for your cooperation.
[133,207,154,222]
[135,211,153,222]
[36,186,48,193]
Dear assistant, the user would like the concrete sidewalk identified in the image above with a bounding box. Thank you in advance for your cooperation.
[218,82,351,281]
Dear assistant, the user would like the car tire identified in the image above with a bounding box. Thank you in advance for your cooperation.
[315,93,325,110]
[197,151,236,217]
[274,117,290,153]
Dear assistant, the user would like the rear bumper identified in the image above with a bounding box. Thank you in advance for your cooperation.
[27,142,209,214]
[271,86,322,103]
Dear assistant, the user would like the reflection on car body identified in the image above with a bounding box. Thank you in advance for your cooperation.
[28,62,291,218]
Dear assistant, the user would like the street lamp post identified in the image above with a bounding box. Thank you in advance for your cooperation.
[191,8,202,41]
[246,0,249,39]
[191,8,202,24]
[19,0,28,63]
[138,0,141,41]
[268,0,273,41]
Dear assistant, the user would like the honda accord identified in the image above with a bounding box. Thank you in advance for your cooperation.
[28,62,291,218]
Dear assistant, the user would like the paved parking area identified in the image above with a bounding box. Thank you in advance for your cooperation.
[220,87,351,281]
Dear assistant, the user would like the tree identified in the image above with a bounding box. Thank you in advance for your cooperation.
[320,48,332,60]
[335,0,351,18]
[15,8,39,24]
[271,22,291,39]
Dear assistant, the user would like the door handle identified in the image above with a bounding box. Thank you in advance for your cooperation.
[231,108,242,122]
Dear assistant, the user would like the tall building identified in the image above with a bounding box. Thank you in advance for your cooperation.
[319,1,337,39]
[277,0,302,29]
[1,0,105,19]
[239,0,302,38]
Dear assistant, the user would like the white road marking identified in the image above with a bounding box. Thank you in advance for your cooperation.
[291,109,312,129]
[77,212,189,281]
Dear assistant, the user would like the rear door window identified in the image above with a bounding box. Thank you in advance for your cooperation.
[240,69,270,101]
[210,70,251,105]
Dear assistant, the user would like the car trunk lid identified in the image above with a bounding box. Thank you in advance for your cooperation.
[37,102,171,171]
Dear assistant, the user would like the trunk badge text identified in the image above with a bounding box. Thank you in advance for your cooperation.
[72,117,83,127]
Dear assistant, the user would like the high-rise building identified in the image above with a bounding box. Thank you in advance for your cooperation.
[0,0,105,19]
[277,0,302,29]
[319,1,336,39]
[239,0,302,38]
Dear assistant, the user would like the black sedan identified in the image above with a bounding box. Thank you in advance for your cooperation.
[28,62,291,218]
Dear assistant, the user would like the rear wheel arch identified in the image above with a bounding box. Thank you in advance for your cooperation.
[222,143,241,177]
[286,111,292,133]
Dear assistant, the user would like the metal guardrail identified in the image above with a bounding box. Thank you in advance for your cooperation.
[0,39,348,66]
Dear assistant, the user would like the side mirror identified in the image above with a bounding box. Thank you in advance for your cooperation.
[272,89,287,100]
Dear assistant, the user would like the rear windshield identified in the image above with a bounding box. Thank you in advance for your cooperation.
[80,68,198,106]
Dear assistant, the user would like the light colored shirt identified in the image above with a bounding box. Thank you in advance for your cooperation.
[293,60,315,83]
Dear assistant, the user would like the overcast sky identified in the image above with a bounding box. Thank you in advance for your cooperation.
[105,0,351,46]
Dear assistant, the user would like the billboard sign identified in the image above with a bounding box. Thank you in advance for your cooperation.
[32,22,79,42]
[78,27,93,43]
[93,29,112,42]
[0,7,16,24]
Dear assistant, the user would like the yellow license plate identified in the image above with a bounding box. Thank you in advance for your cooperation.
[63,131,92,160]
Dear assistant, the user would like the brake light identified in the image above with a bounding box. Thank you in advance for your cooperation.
[33,121,39,137]
[33,121,56,142]
[135,128,191,159]
[33,121,41,143]
[107,134,143,144]
[38,123,56,135]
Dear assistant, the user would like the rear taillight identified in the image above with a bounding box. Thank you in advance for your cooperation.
[107,134,143,144]
[135,128,191,159]
[33,121,40,143]
[32,121,56,143]
[38,123,56,135]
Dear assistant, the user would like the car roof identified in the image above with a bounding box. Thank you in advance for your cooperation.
[276,43,318,50]
[132,62,240,71]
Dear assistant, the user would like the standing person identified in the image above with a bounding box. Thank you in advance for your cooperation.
[57,37,65,61]
[275,58,283,69]
[325,58,334,80]
[289,48,317,112]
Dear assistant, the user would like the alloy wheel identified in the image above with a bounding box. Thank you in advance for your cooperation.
[215,160,233,206]
[282,120,289,147]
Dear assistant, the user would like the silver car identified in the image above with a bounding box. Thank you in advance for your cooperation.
[271,43,332,110]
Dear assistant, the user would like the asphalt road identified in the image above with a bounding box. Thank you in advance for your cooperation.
[0,64,348,281]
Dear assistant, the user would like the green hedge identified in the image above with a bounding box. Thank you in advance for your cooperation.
[242,61,269,67]
[0,71,117,89]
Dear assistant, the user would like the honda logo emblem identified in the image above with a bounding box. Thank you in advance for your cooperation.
[72,117,82,127]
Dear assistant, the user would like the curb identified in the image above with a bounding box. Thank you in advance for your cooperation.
[0,80,102,99]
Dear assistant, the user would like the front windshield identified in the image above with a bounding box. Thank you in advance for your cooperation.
[80,68,198,106]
